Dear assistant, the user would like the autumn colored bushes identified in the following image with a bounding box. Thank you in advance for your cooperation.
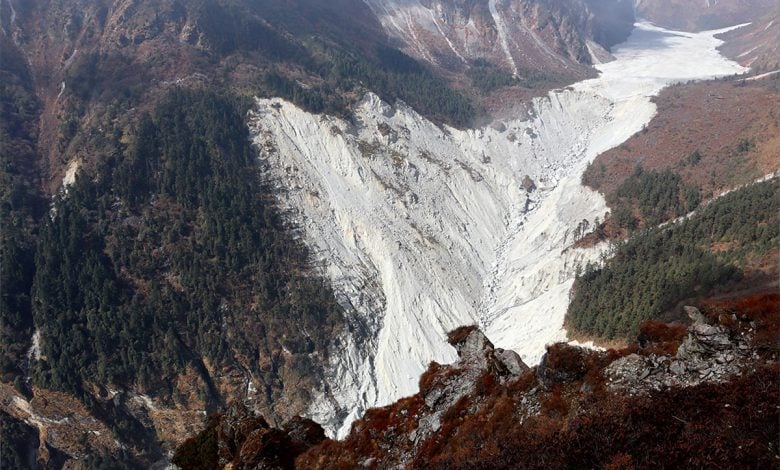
[406,365,779,469]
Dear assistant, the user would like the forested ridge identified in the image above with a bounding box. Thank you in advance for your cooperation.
[257,43,476,127]
[0,34,45,381]
[567,178,779,339]
[0,1,481,461]
[0,87,347,465]
[608,167,701,231]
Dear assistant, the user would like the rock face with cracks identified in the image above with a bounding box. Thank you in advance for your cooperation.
[604,307,755,394]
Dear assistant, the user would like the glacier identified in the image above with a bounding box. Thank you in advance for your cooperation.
[247,22,746,437]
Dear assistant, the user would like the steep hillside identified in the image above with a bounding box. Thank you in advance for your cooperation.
[364,0,635,112]
[3,0,474,188]
[365,0,634,72]
[717,10,780,72]
[634,0,776,32]
[569,178,779,340]
[1,89,348,467]
[0,31,44,383]
[573,75,779,343]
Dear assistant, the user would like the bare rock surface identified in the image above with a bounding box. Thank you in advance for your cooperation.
[605,316,753,394]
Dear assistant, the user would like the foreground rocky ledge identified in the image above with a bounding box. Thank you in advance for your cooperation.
[173,293,779,469]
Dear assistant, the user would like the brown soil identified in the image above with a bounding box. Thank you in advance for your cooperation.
[634,0,777,32]
[585,78,780,202]
[717,11,780,71]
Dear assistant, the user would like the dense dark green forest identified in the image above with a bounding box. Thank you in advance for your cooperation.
[567,178,779,340]
[27,90,343,409]
[0,412,47,469]
[257,43,476,126]
[586,166,702,232]
[0,36,44,380]
[465,60,519,94]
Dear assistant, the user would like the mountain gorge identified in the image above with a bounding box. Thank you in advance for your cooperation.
[0,0,778,468]
[250,20,753,438]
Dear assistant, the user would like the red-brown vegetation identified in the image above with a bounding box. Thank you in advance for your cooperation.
[418,361,443,395]
[446,325,480,345]
[583,78,780,233]
[541,343,592,382]
[637,320,688,355]
[179,293,780,469]
[701,292,780,355]
[409,364,780,469]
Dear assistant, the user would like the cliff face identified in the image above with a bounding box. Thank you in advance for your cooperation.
[364,0,635,78]
[175,292,780,469]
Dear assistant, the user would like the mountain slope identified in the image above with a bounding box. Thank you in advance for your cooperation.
[717,9,780,72]
[634,0,777,32]
[363,0,635,107]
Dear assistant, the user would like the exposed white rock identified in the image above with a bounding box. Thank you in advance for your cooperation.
[27,328,41,362]
[62,159,80,189]
[248,22,746,437]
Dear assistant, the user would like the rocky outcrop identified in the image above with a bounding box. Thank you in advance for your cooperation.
[605,307,754,394]
[417,326,529,442]
[177,292,779,468]
[173,403,326,470]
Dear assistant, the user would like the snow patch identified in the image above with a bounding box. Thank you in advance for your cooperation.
[132,394,157,412]
[737,45,759,58]
[56,81,66,100]
[248,21,745,437]
[63,49,79,69]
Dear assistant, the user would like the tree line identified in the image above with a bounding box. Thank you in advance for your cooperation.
[567,178,779,339]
